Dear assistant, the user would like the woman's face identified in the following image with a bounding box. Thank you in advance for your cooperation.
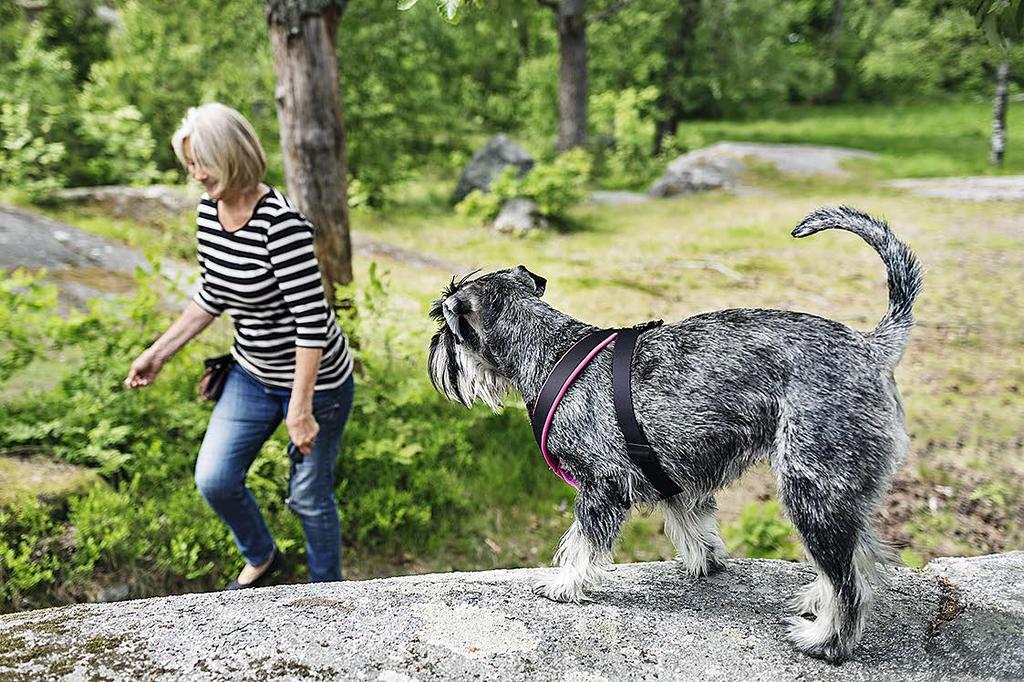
[183,139,220,198]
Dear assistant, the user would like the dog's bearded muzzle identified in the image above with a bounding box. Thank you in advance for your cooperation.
[428,323,512,411]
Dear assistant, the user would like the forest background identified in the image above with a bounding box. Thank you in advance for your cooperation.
[0,0,1021,614]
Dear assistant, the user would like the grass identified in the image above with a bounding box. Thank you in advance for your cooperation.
[685,99,1024,178]
[354,177,1022,572]
[3,99,1022,582]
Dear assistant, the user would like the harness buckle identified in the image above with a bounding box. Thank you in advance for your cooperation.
[625,441,654,462]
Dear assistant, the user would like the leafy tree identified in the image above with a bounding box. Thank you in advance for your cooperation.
[410,0,643,151]
[37,0,113,84]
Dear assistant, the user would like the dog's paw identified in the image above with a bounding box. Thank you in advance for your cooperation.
[785,615,851,665]
[674,546,728,578]
[532,577,590,603]
[787,578,829,617]
[706,543,729,574]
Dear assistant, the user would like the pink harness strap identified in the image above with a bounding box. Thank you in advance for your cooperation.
[530,331,618,488]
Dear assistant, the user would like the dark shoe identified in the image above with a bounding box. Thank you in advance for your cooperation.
[225,548,284,590]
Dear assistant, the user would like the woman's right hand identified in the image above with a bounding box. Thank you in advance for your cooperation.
[124,349,164,388]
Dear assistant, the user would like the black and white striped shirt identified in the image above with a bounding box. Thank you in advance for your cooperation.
[192,186,353,390]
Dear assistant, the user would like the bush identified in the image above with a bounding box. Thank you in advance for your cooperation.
[0,25,76,198]
[455,149,592,224]
[722,500,802,560]
[589,86,661,189]
[75,89,168,187]
[0,257,534,611]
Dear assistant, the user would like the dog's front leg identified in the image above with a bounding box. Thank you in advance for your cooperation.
[534,483,627,603]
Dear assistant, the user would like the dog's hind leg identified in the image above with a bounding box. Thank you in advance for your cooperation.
[661,496,728,577]
[778,474,879,664]
[533,481,628,603]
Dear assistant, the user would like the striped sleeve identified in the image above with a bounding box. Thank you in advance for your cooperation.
[266,208,329,348]
[193,250,226,317]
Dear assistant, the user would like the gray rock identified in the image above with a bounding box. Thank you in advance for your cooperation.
[649,142,878,198]
[492,198,546,235]
[1,553,1021,680]
[452,135,534,204]
[649,153,745,198]
[0,202,194,313]
[587,191,649,206]
[95,583,131,604]
[885,176,1024,202]
[54,184,200,222]
[0,202,462,321]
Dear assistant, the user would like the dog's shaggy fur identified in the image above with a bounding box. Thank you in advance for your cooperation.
[427,206,922,663]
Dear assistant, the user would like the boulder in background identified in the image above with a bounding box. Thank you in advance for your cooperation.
[452,135,534,204]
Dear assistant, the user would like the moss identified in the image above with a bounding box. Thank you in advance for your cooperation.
[286,597,354,612]
[0,455,101,506]
[927,575,965,640]
[0,631,27,657]
[80,634,125,654]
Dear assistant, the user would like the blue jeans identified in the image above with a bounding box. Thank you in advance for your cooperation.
[194,362,354,582]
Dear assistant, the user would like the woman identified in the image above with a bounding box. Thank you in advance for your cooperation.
[124,102,355,588]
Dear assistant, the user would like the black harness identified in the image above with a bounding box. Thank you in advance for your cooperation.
[529,321,682,499]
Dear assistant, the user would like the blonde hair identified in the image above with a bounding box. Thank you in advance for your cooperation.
[171,103,266,197]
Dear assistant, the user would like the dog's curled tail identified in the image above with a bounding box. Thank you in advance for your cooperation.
[792,206,923,366]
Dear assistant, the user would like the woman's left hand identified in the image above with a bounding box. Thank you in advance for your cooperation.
[286,408,320,456]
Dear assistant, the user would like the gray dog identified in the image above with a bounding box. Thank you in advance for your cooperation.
[427,206,922,663]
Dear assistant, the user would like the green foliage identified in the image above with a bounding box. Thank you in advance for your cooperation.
[0,26,75,197]
[456,188,504,223]
[0,14,168,192]
[861,3,1022,98]
[0,255,534,610]
[589,86,667,189]
[515,54,561,154]
[332,264,477,548]
[0,271,61,381]
[456,149,592,223]
[341,2,531,203]
[76,90,168,186]
[723,501,802,560]
[37,0,113,84]
[971,0,1024,46]
[0,103,68,199]
[81,0,276,175]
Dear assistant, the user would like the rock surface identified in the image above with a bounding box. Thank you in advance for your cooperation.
[0,203,193,312]
[1,553,1021,681]
[886,176,1024,202]
[492,198,546,235]
[587,191,649,205]
[54,185,200,222]
[649,142,877,197]
[452,135,535,204]
[0,202,465,319]
[0,454,101,505]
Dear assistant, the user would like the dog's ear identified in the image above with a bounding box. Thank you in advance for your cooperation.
[513,265,546,297]
[441,294,476,344]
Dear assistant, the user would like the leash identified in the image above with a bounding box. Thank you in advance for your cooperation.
[529,321,682,499]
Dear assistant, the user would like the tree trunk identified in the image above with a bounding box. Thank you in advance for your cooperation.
[267,0,353,301]
[654,0,701,152]
[991,61,1010,167]
[557,0,587,151]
